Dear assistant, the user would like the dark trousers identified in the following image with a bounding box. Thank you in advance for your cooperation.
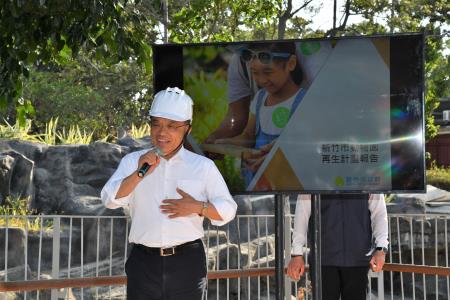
[316,266,369,300]
[125,242,207,300]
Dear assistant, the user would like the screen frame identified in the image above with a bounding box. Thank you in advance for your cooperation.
[152,32,426,195]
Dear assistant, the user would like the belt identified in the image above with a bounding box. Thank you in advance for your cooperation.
[135,239,202,257]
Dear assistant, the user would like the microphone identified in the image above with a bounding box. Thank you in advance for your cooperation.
[137,146,162,178]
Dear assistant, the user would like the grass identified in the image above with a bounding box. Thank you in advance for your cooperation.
[57,124,94,144]
[130,123,151,139]
[0,196,53,231]
[0,118,95,145]
[427,165,450,191]
[0,119,41,142]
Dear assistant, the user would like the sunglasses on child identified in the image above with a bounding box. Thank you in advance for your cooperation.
[239,48,291,64]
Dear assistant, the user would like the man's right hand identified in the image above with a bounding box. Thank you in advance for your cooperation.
[137,150,160,177]
[287,256,305,281]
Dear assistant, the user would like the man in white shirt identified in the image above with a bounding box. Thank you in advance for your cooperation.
[101,87,237,300]
[287,194,389,300]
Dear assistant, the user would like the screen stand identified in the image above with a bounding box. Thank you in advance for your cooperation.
[275,193,285,300]
[311,194,322,300]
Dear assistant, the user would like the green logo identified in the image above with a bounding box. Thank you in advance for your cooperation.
[335,176,345,186]
[300,41,321,55]
[272,107,290,128]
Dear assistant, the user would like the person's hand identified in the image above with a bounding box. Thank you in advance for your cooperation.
[287,256,305,281]
[259,141,275,154]
[160,188,202,218]
[242,141,275,172]
[137,150,161,177]
[243,154,265,172]
[370,250,386,272]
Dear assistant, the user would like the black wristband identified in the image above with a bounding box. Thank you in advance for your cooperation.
[376,246,388,254]
[291,254,303,257]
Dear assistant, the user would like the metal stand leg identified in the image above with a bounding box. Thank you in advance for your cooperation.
[275,193,285,300]
[312,194,322,300]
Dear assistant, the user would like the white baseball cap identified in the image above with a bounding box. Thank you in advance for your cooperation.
[149,87,193,122]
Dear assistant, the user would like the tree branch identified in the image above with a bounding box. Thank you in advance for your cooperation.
[325,0,351,37]
[291,0,314,17]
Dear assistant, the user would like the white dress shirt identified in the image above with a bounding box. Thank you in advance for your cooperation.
[101,147,237,248]
[291,194,389,255]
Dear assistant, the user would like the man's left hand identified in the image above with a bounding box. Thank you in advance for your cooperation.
[160,188,201,218]
[370,250,385,272]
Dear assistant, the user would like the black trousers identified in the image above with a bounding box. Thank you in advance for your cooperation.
[315,266,369,300]
[125,242,207,300]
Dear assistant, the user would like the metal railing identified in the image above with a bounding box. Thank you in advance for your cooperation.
[1,213,450,299]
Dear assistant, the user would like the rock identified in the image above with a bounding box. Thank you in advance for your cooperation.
[0,264,32,281]
[206,243,243,271]
[0,227,26,269]
[117,135,151,151]
[227,194,280,245]
[83,217,129,264]
[0,140,134,214]
[204,229,229,246]
[0,155,14,204]
[0,151,34,204]
[387,184,450,214]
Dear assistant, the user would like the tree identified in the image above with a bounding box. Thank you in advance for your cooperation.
[21,53,152,139]
[310,0,449,141]
[0,0,155,125]
[277,0,315,39]
[165,0,317,42]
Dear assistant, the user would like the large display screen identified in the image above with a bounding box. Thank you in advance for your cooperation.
[153,33,425,194]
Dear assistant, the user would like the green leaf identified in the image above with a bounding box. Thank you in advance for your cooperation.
[0,95,7,111]
[16,105,26,128]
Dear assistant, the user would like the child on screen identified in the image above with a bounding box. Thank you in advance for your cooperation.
[216,42,305,185]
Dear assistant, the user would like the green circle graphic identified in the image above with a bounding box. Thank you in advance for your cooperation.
[272,107,290,128]
[335,176,345,186]
[300,41,321,55]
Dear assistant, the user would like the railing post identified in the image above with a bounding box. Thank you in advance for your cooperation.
[51,216,61,300]
[377,271,384,300]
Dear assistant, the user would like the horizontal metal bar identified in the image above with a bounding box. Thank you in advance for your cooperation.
[0,268,285,292]
[0,215,129,219]
[383,263,450,276]
[2,263,449,293]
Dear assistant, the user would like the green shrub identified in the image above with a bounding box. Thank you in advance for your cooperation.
[0,119,37,141]
[19,55,152,140]
[0,196,52,231]
[130,123,151,139]
[427,167,450,191]
[214,155,246,192]
[0,118,95,145]
[57,125,94,145]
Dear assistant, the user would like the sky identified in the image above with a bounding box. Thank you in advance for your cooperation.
[301,0,448,55]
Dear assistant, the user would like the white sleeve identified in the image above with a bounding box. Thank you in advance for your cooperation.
[292,194,311,255]
[204,161,237,226]
[100,154,138,209]
[227,53,252,103]
[368,194,389,248]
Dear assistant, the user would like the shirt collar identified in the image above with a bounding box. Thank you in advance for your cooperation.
[162,145,186,163]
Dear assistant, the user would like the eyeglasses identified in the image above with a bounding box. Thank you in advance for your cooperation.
[150,122,189,132]
[239,48,291,64]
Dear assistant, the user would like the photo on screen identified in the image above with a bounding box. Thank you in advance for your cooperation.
[153,33,425,194]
